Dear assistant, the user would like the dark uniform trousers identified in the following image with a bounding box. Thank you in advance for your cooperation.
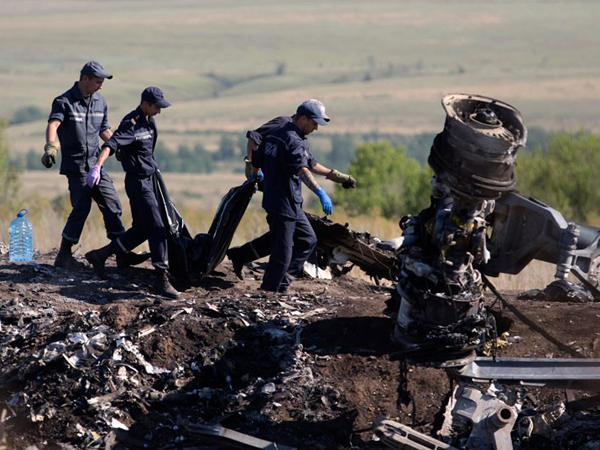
[261,210,317,291]
[63,171,124,243]
[115,173,168,270]
[229,231,271,263]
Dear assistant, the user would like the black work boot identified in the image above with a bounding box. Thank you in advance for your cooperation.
[226,248,245,280]
[54,238,86,270]
[116,251,152,269]
[85,242,119,277]
[154,269,180,299]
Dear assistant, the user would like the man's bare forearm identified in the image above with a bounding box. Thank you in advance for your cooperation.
[95,147,111,168]
[100,128,113,142]
[298,167,321,192]
[310,162,332,176]
[246,138,258,160]
[46,120,61,143]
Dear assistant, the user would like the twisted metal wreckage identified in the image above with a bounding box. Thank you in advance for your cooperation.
[374,94,600,450]
[155,94,600,449]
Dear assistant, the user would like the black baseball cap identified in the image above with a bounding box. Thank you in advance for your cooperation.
[141,86,171,108]
[80,61,113,79]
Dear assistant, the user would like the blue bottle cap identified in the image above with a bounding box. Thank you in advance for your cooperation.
[17,208,28,218]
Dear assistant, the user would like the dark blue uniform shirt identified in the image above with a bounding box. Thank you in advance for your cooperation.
[103,107,158,177]
[49,82,110,176]
[252,121,317,218]
[246,116,292,151]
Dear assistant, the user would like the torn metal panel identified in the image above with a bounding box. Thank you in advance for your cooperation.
[373,419,458,449]
[306,213,397,281]
[184,422,297,450]
[456,357,600,391]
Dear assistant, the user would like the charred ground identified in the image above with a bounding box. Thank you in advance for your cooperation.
[1,251,600,449]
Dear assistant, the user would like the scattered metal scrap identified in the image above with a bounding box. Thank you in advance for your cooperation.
[518,279,594,303]
[307,213,397,282]
[0,280,352,448]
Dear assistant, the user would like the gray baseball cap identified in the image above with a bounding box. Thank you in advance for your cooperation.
[80,61,113,79]
[296,99,330,125]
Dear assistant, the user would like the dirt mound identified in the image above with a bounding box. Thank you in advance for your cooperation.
[1,252,600,449]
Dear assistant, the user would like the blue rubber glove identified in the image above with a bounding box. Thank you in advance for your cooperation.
[315,188,332,215]
[86,166,101,188]
[249,169,264,182]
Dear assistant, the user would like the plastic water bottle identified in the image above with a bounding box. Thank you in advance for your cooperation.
[9,208,33,262]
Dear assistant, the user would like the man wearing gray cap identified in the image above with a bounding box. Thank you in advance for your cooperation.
[85,87,180,299]
[249,99,346,293]
[43,61,147,270]
[227,100,356,280]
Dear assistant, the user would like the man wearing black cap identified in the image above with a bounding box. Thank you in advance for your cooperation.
[43,61,147,270]
[248,99,352,293]
[227,100,356,281]
[85,87,180,299]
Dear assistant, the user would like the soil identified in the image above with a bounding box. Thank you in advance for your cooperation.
[1,251,600,449]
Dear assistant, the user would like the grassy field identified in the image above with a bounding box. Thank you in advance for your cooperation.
[0,170,386,251]
[3,0,600,156]
[1,1,596,292]
[1,170,557,291]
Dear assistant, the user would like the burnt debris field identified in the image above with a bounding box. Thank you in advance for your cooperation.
[1,252,600,449]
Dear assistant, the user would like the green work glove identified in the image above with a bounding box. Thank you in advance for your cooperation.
[244,157,253,179]
[326,169,356,189]
[42,141,60,168]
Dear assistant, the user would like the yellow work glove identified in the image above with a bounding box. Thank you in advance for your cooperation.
[42,141,60,168]
[326,169,356,189]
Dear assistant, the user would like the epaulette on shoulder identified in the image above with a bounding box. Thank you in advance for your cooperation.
[121,114,138,127]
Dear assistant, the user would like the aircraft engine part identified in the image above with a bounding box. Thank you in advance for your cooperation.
[485,191,600,298]
[428,93,527,200]
[440,384,517,450]
[393,94,527,366]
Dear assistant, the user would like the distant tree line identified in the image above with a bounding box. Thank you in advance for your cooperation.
[334,129,600,223]
[516,129,600,223]
[16,130,452,174]
[4,115,600,224]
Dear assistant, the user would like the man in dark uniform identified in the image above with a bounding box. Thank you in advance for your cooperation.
[84,87,179,299]
[227,101,356,280]
[250,99,348,292]
[43,61,147,270]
